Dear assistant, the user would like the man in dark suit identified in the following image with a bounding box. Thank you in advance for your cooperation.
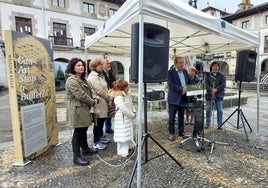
[167,56,189,141]
[102,58,116,134]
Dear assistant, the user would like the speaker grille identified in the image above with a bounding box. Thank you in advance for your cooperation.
[130,22,170,83]
[235,50,257,82]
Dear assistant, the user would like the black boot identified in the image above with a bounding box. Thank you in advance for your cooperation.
[72,130,90,165]
[82,147,98,156]
[73,156,90,166]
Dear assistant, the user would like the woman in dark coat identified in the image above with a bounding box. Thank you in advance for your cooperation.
[65,58,98,166]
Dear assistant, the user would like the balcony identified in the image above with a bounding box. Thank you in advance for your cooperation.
[48,36,73,47]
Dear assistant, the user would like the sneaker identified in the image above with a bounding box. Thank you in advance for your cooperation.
[93,142,106,150]
[169,135,175,141]
[100,136,111,144]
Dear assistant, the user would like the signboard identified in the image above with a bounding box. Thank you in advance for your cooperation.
[187,83,206,96]
[5,30,58,165]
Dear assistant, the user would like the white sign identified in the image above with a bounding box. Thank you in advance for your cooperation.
[21,103,47,157]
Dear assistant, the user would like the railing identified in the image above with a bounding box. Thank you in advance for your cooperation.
[48,36,73,47]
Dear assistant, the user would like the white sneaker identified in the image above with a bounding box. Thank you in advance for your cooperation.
[93,142,106,150]
[100,136,111,144]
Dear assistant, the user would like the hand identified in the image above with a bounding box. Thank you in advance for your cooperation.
[94,98,99,104]
[212,88,218,94]
[183,86,187,92]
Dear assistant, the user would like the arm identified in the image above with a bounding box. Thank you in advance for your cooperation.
[167,69,183,94]
[66,77,96,106]
[114,96,135,118]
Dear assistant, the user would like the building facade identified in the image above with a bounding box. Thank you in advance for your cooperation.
[0,0,128,88]
[1,0,268,89]
[202,1,268,82]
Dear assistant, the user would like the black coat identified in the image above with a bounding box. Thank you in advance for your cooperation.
[205,72,226,100]
[103,70,116,89]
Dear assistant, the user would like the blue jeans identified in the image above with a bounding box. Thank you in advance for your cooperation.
[104,118,112,131]
[206,99,223,126]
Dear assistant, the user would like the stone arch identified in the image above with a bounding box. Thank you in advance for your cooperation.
[261,58,268,75]
[111,60,124,79]
[54,58,69,91]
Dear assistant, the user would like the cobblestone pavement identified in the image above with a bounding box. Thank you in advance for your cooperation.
[0,90,268,187]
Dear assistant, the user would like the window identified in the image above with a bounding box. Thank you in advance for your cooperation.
[265,15,268,24]
[52,0,65,7]
[109,8,117,17]
[242,20,249,29]
[264,36,268,53]
[53,22,67,45]
[84,27,95,36]
[83,2,94,14]
[15,17,32,35]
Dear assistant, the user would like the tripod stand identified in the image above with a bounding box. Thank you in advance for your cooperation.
[179,98,211,152]
[219,81,252,141]
[207,91,230,153]
[127,83,184,188]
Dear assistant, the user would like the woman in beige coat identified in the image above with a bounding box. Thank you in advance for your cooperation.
[87,58,113,150]
[65,58,98,166]
[109,79,136,157]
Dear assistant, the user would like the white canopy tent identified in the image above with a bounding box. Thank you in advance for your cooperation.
[85,0,260,187]
[85,0,259,56]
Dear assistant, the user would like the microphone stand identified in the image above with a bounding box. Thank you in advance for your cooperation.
[207,76,230,153]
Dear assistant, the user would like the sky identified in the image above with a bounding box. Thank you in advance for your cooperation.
[182,0,267,13]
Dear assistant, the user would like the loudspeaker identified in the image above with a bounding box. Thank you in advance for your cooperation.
[235,50,257,82]
[130,22,170,83]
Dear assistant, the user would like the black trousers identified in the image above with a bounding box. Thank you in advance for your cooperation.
[93,118,105,143]
[168,94,188,135]
[72,127,89,157]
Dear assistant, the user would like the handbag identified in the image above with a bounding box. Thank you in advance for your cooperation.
[108,100,116,117]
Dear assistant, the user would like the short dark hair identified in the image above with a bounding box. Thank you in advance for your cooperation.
[65,58,86,80]
[210,61,220,71]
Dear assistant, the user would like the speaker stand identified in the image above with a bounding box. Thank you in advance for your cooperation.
[219,81,252,141]
[127,82,184,188]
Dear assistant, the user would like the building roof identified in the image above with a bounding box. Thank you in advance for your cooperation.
[101,0,126,6]
[222,2,268,22]
[201,6,230,16]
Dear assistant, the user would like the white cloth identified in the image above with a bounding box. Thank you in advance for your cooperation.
[117,140,136,157]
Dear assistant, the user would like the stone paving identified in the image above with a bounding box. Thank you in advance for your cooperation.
[0,89,268,187]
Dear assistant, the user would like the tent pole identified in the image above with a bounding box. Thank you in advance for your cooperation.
[137,14,144,188]
[84,34,88,76]
[256,33,261,135]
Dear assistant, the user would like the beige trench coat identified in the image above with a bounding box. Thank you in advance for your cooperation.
[87,71,110,118]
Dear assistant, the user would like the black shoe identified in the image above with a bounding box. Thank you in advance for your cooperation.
[82,147,98,156]
[105,129,114,134]
[217,126,223,130]
[73,157,90,166]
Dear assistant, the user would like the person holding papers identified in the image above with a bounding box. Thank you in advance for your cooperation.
[167,56,189,141]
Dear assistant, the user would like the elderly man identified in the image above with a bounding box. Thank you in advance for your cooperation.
[101,58,116,134]
[167,56,189,141]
